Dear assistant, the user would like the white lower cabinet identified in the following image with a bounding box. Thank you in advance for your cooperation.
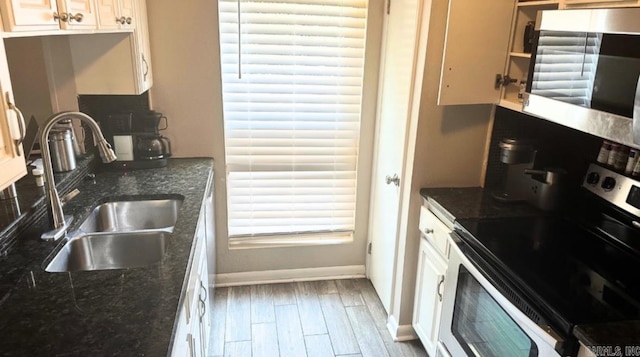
[171,206,210,357]
[413,206,451,357]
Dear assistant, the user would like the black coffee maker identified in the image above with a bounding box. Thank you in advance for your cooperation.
[102,110,172,169]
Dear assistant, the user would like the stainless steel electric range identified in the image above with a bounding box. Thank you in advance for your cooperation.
[438,163,640,357]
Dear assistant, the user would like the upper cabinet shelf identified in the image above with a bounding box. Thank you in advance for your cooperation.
[518,1,559,7]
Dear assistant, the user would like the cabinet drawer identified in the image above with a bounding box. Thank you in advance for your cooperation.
[418,206,451,259]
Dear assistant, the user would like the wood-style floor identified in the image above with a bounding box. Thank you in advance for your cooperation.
[208,279,428,357]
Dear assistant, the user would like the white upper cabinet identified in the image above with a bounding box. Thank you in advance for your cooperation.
[70,0,152,94]
[437,0,515,105]
[0,0,98,32]
[57,0,98,30]
[0,39,26,191]
[96,0,135,30]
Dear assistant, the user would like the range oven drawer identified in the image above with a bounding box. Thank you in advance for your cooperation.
[418,206,450,259]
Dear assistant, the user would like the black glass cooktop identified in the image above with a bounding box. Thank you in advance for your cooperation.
[455,215,640,332]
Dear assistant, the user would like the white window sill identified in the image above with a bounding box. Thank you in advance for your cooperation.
[228,231,354,250]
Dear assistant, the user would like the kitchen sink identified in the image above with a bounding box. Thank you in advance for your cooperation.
[45,196,184,272]
[45,231,169,272]
[78,198,183,233]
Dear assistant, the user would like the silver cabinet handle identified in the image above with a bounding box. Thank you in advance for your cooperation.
[142,54,149,81]
[437,275,445,302]
[116,16,125,24]
[424,228,434,234]
[125,17,132,24]
[53,12,69,22]
[385,174,400,186]
[6,94,25,157]
[68,13,83,23]
[187,333,195,357]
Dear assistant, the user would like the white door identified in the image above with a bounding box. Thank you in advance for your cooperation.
[368,0,423,312]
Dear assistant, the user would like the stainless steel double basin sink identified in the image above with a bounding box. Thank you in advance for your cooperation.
[45,197,183,273]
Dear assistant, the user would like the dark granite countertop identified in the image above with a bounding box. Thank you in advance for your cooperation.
[420,186,640,350]
[419,187,541,224]
[574,321,640,346]
[0,158,213,356]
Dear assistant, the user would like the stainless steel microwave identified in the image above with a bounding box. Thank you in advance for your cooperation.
[523,8,640,149]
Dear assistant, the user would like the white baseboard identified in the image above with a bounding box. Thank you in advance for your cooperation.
[212,265,366,287]
[387,314,417,342]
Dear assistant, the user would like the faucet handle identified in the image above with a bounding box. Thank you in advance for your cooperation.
[61,189,80,205]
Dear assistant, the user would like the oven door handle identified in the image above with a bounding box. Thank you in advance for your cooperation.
[447,232,565,351]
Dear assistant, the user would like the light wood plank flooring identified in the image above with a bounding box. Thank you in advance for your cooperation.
[209,278,427,357]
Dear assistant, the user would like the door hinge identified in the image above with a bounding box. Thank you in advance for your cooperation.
[386,0,391,14]
[495,74,517,89]
[368,242,372,254]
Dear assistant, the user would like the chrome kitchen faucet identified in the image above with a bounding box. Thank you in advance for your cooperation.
[40,111,117,241]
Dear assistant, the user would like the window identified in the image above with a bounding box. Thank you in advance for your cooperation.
[218,0,368,241]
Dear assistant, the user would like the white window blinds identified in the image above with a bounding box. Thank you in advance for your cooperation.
[531,31,601,106]
[218,0,368,238]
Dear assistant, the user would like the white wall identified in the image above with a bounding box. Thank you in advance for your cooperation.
[146,0,383,276]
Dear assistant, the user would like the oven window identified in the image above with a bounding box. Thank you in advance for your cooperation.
[452,267,538,357]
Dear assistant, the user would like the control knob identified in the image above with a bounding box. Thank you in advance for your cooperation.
[586,172,600,185]
[601,177,616,191]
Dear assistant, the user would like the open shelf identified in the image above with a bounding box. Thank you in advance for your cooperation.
[510,52,532,59]
[499,99,524,112]
[517,0,559,7]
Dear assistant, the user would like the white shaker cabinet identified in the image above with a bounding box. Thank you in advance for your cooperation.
[0,0,98,32]
[0,38,26,191]
[413,205,451,357]
[96,0,136,30]
[436,0,562,112]
[69,0,152,94]
[171,179,212,357]
[437,0,514,105]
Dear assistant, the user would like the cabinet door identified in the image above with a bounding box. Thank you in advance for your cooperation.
[438,0,515,105]
[96,0,119,29]
[0,40,27,191]
[413,238,447,357]
[57,0,98,29]
[0,0,60,31]
[197,248,210,356]
[133,0,152,91]
[119,0,134,28]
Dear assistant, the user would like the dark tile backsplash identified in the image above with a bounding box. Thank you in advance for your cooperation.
[484,107,602,189]
[78,91,150,124]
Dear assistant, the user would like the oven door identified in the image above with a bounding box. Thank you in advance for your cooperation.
[439,233,563,357]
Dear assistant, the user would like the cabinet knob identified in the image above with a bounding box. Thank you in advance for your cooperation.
[424,228,434,234]
[53,12,69,22]
[68,13,84,23]
[126,17,133,24]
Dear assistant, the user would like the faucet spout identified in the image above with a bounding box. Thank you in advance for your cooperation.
[40,111,116,241]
